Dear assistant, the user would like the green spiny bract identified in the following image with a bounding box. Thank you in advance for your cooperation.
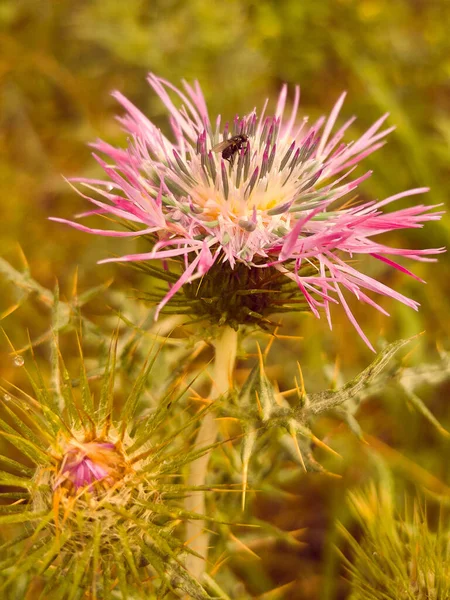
[133,255,317,330]
[182,259,313,329]
[0,337,215,600]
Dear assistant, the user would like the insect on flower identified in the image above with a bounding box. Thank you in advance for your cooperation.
[212,133,249,166]
[52,74,445,349]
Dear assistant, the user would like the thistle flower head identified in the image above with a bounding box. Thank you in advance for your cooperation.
[0,341,214,599]
[52,75,444,346]
[52,438,128,492]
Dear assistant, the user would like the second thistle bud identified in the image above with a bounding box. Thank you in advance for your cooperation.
[53,438,129,494]
[0,338,215,600]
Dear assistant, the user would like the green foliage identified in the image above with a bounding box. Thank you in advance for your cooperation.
[340,477,450,600]
[218,337,450,496]
[1,255,450,597]
[1,1,449,597]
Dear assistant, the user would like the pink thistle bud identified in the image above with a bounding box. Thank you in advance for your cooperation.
[53,439,129,493]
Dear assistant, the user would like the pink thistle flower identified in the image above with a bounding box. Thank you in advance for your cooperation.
[54,440,128,493]
[52,74,444,349]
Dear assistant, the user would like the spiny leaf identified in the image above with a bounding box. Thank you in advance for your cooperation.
[110,545,129,598]
[58,351,81,427]
[0,531,33,553]
[50,286,63,415]
[39,551,74,598]
[0,510,50,524]
[90,523,102,599]
[119,344,160,435]
[334,409,365,440]
[0,427,51,466]
[203,573,232,600]
[136,498,228,525]
[24,362,58,415]
[97,328,119,425]
[68,542,93,600]
[75,333,95,419]
[0,455,34,477]
[76,279,114,305]
[36,534,71,577]
[308,338,412,415]
[128,371,205,454]
[0,505,27,516]
[0,258,53,304]
[51,281,71,331]
[117,525,142,584]
[102,560,113,600]
[237,363,260,408]
[399,384,450,438]
[0,399,52,449]
[165,557,212,600]
[0,491,29,500]
[241,428,257,510]
[0,537,55,589]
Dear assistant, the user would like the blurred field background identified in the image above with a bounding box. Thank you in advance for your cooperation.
[1,1,450,598]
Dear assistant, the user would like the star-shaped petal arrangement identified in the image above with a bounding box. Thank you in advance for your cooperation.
[52,75,444,348]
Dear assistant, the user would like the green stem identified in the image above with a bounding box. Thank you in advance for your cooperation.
[185,326,238,581]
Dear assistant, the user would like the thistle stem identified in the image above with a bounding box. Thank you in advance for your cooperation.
[185,326,238,580]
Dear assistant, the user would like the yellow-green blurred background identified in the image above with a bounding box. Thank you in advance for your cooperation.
[1,1,450,597]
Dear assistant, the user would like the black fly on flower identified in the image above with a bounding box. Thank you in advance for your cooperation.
[212,133,249,166]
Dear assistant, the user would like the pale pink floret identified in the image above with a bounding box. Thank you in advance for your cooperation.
[52,74,444,349]
[54,441,119,491]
